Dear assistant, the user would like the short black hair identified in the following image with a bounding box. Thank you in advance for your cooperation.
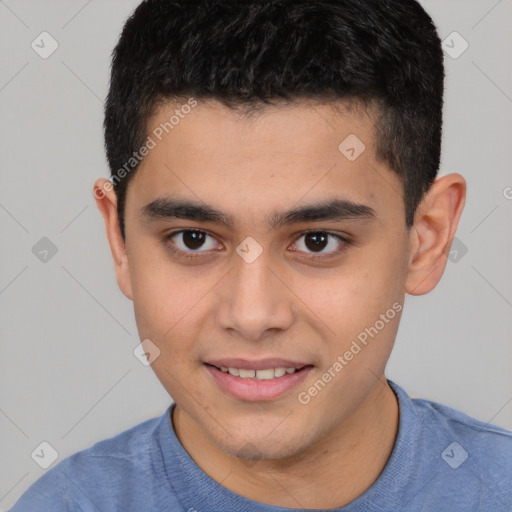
[104,0,444,240]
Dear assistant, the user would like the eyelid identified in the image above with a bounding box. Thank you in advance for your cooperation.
[290,230,352,261]
[163,229,220,258]
[163,228,352,260]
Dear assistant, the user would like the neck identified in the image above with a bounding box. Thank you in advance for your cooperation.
[172,379,399,509]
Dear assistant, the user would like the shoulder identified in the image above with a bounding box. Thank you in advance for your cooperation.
[412,392,512,459]
[65,411,161,471]
[8,411,167,511]
[390,380,512,455]
[391,381,512,510]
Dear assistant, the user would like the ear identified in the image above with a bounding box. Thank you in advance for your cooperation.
[406,173,466,295]
[93,178,133,300]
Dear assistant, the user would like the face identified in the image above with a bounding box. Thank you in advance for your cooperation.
[116,99,412,459]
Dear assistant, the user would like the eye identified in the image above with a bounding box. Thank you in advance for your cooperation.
[290,231,351,260]
[164,229,221,258]
[163,229,352,262]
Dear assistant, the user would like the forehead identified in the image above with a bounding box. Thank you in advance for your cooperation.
[146,98,375,159]
[127,99,404,229]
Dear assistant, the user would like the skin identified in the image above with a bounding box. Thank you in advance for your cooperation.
[94,99,465,509]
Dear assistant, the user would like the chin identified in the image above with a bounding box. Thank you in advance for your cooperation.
[210,426,315,462]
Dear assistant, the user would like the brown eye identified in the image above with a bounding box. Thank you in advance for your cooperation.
[164,229,221,258]
[291,231,351,260]
[303,232,329,252]
[181,230,207,250]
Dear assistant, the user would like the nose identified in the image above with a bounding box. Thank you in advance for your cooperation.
[215,249,295,341]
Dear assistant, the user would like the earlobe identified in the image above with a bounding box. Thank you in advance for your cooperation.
[405,173,466,296]
[93,178,133,300]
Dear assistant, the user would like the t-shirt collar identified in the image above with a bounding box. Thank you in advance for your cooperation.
[152,379,421,511]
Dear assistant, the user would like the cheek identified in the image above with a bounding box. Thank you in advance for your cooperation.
[355,234,409,305]
[295,261,404,335]
[129,253,205,394]
[289,242,407,362]
[129,246,191,340]
[129,245,220,364]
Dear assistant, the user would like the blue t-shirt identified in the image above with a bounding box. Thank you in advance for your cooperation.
[8,380,512,511]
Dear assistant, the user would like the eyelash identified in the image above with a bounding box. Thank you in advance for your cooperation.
[162,229,352,262]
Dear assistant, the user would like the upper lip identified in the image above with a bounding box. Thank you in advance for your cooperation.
[205,358,311,370]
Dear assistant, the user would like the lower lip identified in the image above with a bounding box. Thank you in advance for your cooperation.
[205,364,313,402]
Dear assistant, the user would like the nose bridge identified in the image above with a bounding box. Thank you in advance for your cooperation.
[234,249,274,302]
[216,244,294,339]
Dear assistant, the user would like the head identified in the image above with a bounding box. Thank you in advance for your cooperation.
[95,0,465,461]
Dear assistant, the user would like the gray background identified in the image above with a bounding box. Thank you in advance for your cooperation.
[0,0,511,508]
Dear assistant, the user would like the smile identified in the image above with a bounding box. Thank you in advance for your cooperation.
[204,361,314,401]
[217,366,300,380]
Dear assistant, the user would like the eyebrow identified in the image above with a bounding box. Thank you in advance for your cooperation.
[140,195,376,231]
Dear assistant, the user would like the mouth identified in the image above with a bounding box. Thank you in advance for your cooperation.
[204,359,314,402]
[207,363,308,379]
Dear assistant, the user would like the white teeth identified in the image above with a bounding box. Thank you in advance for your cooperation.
[221,366,298,379]
[255,369,274,380]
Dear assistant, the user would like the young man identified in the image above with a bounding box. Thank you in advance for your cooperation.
[9,0,511,511]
